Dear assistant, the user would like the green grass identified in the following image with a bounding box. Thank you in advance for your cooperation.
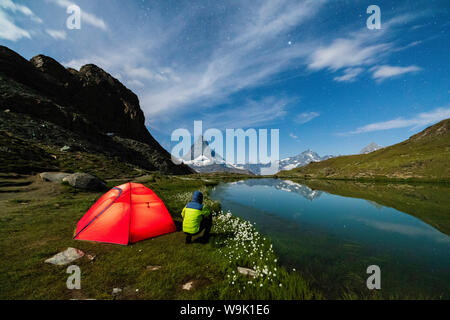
[0,174,317,300]
[278,118,450,182]
[0,130,58,174]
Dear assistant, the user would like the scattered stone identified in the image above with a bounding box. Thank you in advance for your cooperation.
[237,267,257,278]
[182,281,195,291]
[4,109,10,113]
[86,254,96,261]
[60,145,71,152]
[62,172,107,191]
[112,288,122,295]
[45,247,84,266]
[146,265,162,271]
[39,172,71,182]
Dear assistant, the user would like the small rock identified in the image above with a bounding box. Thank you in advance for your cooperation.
[39,172,71,183]
[237,267,257,278]
[60,145,71,152]
[45,247,84,266]
[4,109,10,113]
[182,281,195,291]
[112,288,122,295]
[62,172,107,191]
[146,265,161,271]
[86,254,96,261]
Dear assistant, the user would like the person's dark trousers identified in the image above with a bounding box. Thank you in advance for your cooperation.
[185,216,213,244]
[199,215,212,240]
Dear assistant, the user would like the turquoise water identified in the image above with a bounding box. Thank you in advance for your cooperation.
[210,178,450,299]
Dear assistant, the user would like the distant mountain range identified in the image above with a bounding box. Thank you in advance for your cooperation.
[278,149,334,171]
[360,142,383,154]
[182,138,334,175]
[278,118,450,182]
[181,137,253,174]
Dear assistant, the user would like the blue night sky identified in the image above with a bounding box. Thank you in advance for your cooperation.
[1,0,449,159]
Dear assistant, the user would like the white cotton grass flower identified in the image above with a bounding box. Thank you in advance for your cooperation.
[211,210,282,291]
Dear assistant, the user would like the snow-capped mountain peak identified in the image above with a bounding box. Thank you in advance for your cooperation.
[277,149,331,172]
[360,142,383,154]
[182,136,225,166]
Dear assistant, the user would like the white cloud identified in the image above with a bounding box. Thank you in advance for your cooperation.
[140,0,324,118]
[295,112,319,124]
[49,0,108,31]
[348,107,450,134]
[59,2,428,128]
[289,133,299,140]
[124,66,180,83]
[371,65,422,81]
[0,10,30,41]
[199,96,291,129]
[46,29,66,40]
[307,13,424,82]
[127,79,145,88]
[0,0,42,41]
[0,0,42,23]
[308,38,388,71]
[334,67,364,82]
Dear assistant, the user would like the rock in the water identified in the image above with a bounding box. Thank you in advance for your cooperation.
[39,172,71,182]
[45,247,84,265]
[237,267,257,278]
[63,172,107,191]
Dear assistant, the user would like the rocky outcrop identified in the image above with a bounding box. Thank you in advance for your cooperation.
[62,172,107,191]
[39,172,71,183]
[0,45,193,175]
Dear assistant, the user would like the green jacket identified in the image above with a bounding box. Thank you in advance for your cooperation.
[181,206,210,234]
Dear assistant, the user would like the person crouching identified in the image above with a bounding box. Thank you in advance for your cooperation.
[181,191,212,244]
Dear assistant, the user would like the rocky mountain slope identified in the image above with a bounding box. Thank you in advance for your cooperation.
[0,46,192,177]
[278,119,450,182]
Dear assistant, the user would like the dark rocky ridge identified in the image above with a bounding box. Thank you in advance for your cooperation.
[0,45,192,175]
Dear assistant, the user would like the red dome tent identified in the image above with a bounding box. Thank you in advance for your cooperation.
[74,182,176,245]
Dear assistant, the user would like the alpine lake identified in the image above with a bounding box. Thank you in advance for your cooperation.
[210,178,450,299]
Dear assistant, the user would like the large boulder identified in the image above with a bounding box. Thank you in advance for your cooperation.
[39,172,71,182]
[63,172,107,191]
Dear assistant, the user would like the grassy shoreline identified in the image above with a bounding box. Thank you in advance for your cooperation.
[0,173,320,300]
[275,175,450,184]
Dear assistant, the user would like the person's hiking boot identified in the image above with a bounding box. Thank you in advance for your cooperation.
[185,235,192,244]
